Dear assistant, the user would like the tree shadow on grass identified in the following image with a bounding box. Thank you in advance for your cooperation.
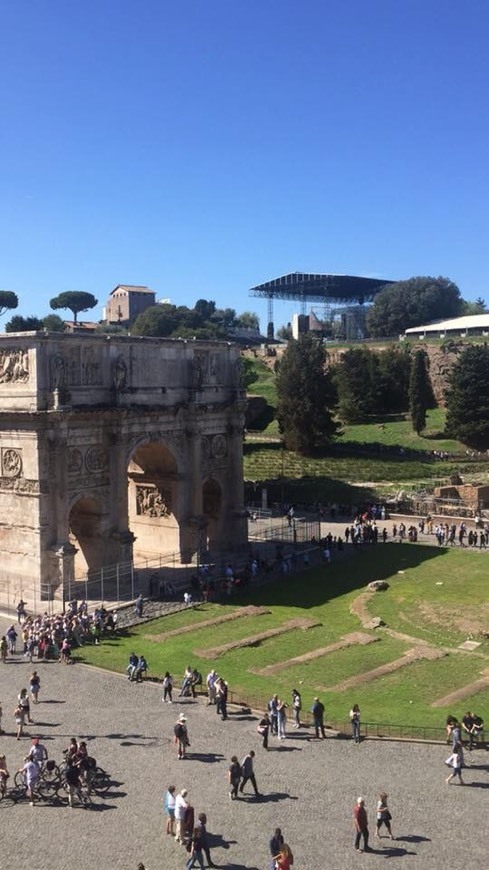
[237,543,450,609]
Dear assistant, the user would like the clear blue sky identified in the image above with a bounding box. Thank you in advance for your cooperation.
[1,0,488,330]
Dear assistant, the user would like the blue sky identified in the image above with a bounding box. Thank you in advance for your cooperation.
[1,0,488,330]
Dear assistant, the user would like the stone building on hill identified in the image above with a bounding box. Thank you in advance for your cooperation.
[104,284,156,326]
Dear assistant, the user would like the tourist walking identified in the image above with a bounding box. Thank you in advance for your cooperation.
[257,712,271,750]
[164,784,176,835]
[291,689,302,728]
[445,742,465,785]
[269,828,284,867]
[174,714,190,760]
[162,671,173,703]
[18,687,34,724]
[29,671,41,705]
[229,755,242,799]
[353,796,370,852]
[134,594,144,618]
[1,636,7,663]
[268,694,279,735]
[196,812,217,867]
[185,826,205,870]
[174,789,189,843]
[375,792,394,838]
[277,699,287,739]
[7,625,18,654]
[239,750,260,796]
[206,670,218,705]
[18,755,40,806]
[311,697,326,739]
[14,702,26,739]
[350,704,361,743]
[273,844,294,870]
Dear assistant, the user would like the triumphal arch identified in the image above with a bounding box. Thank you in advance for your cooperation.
[0,332,247,609]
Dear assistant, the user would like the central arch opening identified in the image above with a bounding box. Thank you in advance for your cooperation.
[128,440,179,560]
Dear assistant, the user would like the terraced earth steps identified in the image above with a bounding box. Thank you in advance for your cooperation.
[249,631,379,676]
[146,605,271,642]
[323,645,446,693]
[195,616,321,658]
[430,668,489,707]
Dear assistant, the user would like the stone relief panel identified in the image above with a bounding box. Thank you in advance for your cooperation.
[211,434,227,459]
[82,347,102,386]
[67,448,83,474]
[85,446,109,474]
[136,484,172,517]
[1,447,23,478]
[0,478,40,493]
[0,349,29,384]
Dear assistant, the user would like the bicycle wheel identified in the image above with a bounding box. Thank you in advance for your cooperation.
[42,763,61,785]
[13,771,26,789]
[90,767,111,795]
[37,778,59,802]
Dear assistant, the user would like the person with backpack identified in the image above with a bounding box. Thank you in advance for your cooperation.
[174,714,190,760]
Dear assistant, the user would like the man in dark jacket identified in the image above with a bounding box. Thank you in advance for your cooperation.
[312,697,326,739]
[196,812,217,867]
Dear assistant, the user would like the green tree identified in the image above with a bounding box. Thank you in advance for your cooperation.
[242,357,259,390]
[276,334,338,454]
[235,311,260,330]
[445,345,489,448]
[42,314,66,332]
[0,291,19,319]
[131,304,178,336]
[376,346,411,413]
[194,299,216,320]
[334,348,380,423]
[367,277,462,337]
[5,315,43,332]
[50,291,98,323]
[409,350,432,434]
[462,296,488,315]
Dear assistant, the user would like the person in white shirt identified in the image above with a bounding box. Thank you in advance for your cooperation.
[174,788,189,843]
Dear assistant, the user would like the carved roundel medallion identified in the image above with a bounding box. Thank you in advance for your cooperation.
[85,446,109,474]
[2,448,23,478]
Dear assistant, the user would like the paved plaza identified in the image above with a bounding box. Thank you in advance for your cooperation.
[0,614,487,870]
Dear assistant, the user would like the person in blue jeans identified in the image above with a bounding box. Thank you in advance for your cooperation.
[350,704,361,743]
[186,827,205,870]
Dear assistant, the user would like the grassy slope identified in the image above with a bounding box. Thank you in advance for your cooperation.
[79,545,489,729]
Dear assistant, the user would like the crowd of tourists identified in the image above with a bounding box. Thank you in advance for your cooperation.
[0,599,118,665]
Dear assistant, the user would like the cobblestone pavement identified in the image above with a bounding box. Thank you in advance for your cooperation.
[0,616,487,870]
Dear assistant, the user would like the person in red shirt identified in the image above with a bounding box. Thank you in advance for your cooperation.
[353,796,370,852]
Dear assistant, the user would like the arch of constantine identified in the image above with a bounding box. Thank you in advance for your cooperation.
[0,332,247,610]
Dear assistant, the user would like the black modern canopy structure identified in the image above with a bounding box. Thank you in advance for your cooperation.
[249,272,395,338]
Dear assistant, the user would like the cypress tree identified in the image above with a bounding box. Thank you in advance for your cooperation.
[409,350,431,434]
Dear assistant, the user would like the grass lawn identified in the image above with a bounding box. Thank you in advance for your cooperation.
[79,544,489,732]
[340,408,465,454]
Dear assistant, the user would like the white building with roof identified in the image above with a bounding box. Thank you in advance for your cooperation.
[405,313,489,339]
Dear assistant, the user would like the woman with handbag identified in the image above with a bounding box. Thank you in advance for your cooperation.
[375,792,394,839]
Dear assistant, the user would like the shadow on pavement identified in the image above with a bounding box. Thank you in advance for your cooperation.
[396,835,431,843]
[189,752,226,763]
